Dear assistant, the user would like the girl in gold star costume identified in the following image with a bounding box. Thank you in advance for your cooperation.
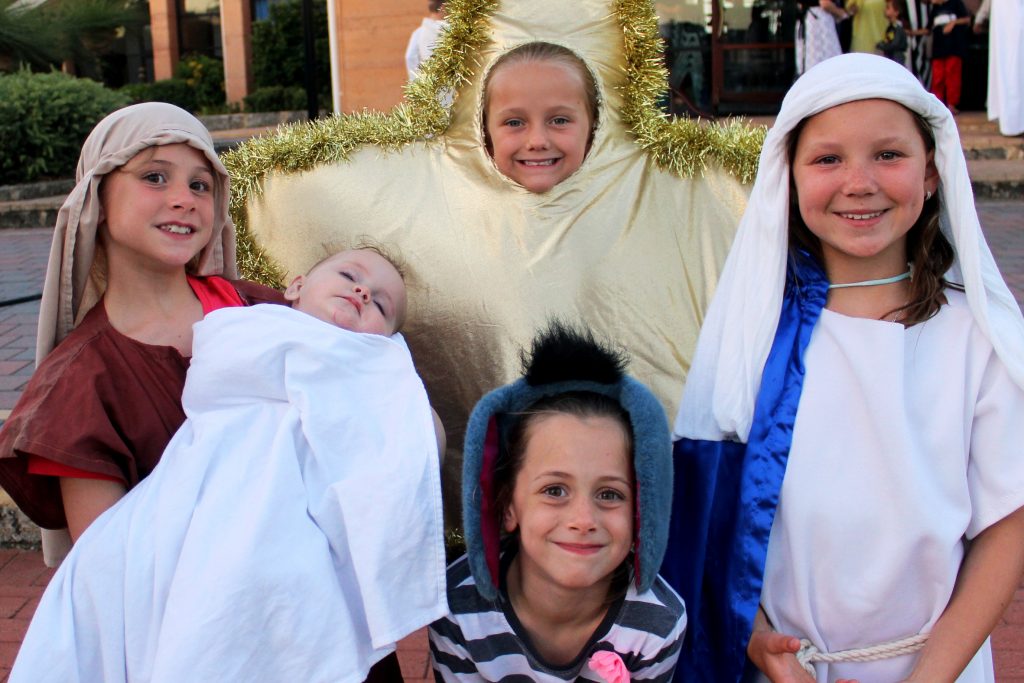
[227,0,762,521]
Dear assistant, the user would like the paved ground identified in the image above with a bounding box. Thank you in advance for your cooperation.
[0,202,1022,680]
[0,546,432,682]
[0,227,47,415]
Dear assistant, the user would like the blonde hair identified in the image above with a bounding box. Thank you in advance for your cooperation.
[310,239,410,282]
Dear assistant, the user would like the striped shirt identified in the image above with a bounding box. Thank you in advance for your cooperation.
[429,553,686,682]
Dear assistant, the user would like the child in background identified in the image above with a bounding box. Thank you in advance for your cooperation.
[11,247,447,683]
[929,0,971,113]
[430,323,686,681]
[0,103,281,563]
[666,53,1024,683]
[482,42,598,194]
[877,0,909,62]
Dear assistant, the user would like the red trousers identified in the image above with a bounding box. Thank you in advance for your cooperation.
[931,56,962,108]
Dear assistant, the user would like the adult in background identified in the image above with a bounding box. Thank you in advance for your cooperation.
[905,0,934,84]
[975,0,1023,135]
[847,0,890,52]
[795,0,848,75]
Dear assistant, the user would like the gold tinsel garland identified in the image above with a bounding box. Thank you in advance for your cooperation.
[225,0,765,285]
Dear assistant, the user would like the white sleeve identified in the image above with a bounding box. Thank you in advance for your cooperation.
[405,27,423,80]
[965,347,1024,538]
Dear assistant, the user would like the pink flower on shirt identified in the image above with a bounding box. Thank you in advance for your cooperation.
[588,650,630,682]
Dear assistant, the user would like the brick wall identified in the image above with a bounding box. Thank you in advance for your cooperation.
[333,0,424,112]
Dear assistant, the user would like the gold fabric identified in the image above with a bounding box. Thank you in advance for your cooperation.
[231,0,755,522]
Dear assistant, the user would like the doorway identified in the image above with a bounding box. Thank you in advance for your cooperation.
[658,0,796,116]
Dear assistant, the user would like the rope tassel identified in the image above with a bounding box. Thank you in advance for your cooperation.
[796,633,929,675]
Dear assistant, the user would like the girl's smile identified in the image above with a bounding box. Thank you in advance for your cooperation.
[791,99,939,282]
[555,542,604,554]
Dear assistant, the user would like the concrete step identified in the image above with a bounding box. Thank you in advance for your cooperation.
[0,179,73,202]
[198,111,306,132]
[969,159,1024,199]
[0,196,63,230]
[209,125,280,154]
[961,134,1024,160]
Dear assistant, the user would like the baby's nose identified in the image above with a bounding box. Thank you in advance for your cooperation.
[354,284,371,302]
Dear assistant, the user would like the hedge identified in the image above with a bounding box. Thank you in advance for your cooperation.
[120,78,197,112]
[243,85,306,113]
[0,70,129,184]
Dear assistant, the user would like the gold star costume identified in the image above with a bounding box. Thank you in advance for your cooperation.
[226,0,763,521]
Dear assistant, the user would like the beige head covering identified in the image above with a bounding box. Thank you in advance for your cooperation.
[36,102,237,366]
[35,102,237,566]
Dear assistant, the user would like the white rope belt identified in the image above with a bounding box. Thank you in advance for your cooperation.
[796,633,929,675]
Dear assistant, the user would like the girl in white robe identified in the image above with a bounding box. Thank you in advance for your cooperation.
[667,53,1024,682]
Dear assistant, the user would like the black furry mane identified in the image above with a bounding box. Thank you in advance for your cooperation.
[521,321,628,386]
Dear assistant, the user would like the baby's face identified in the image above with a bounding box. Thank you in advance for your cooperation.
[285,249,407,335]
[485,59,593,194]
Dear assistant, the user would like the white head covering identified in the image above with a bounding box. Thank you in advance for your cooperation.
[35,102,237,366]
[674,53,1024,442]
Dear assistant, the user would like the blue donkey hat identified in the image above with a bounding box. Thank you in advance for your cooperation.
[462,322,674,601]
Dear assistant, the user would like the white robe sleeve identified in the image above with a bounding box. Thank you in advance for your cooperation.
[966,340,1024,538]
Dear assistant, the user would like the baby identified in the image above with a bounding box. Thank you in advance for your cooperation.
[11,248,448,683]
[285,247,407,336]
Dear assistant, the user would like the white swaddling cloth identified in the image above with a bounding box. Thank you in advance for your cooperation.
[11,304,448,683]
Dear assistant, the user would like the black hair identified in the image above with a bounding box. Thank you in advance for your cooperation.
[521,321,627,386]
[886,0,906,20]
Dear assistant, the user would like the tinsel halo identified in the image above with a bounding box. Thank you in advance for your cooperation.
[224,0,764,287]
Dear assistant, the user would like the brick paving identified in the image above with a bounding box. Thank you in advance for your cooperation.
[0,228,46,417]
[0,201,1022,680]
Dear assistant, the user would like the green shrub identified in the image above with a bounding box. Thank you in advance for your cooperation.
[243,85,305,112]
[119,78,197,112]
[0,69,129,184]
[174,53,224,110]
[252,0,330,109]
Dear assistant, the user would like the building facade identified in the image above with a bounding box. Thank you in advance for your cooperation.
[146,0,423,113]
